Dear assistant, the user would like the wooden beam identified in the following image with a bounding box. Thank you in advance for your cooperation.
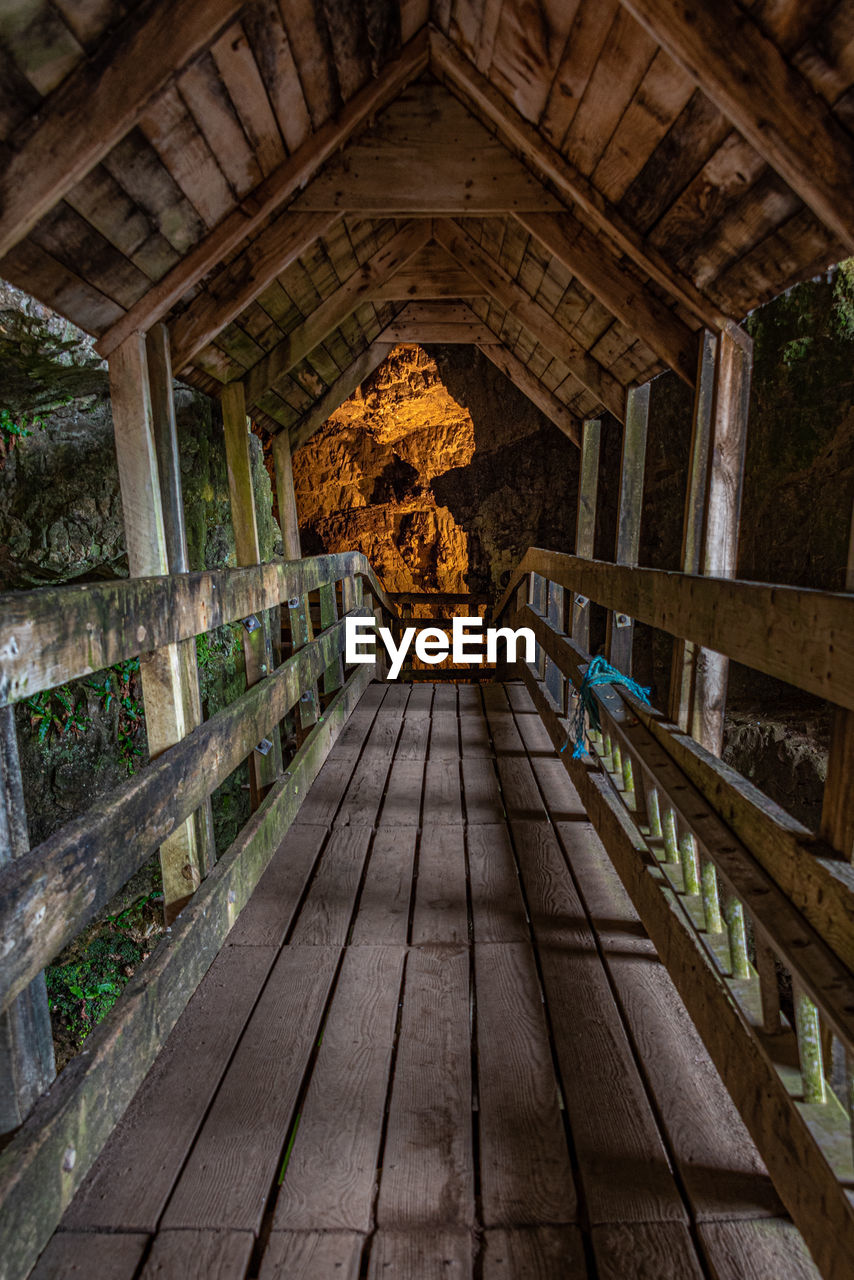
[378,300,499,343]
[0,0,246,262]
[108,333,205,922]
[290,342,394,450]
[821,500,854,858]
[273,433,318,732]
[606,385,650,675]
[370,242,484,300]
[94,31,429,357]
[293,80,562,213]
[0,663,372,1280]
[244,223,429,409]
[571,418,602,650]
[0,709,54,1137]
[617,0,854,252]
[221,382,284,802]
[170,213,341,373]
[517,212,698,386]
[435,218,627,420]
[494,547,854,714]
[477,343,580,446]
[429,28,729,332]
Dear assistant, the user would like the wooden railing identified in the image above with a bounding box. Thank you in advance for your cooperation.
[0,550,397,1279]
[496,548,854,1280]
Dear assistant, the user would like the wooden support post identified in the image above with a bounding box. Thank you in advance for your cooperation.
[691,324,752,756]
[606,386,650,675]
[544,580,564,706]
[109,333,205,922]
[146,325,215,876]
[821,499,854,858]
[318,583,344,695]
[571,418,600,651]
[0,707,55,1136]
[221,382,283,805]
[272,431,319,731]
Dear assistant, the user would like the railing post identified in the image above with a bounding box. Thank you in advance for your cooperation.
[146,325,215,876]
[821,499,854,858]
[606,386,649,675]
[272,429,319,734]
[109,332,206,922]
[571,417,600,651]
[221,382,283,806]
[0,706,55,1136]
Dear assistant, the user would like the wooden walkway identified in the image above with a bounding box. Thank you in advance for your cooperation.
[34,682,819,1280]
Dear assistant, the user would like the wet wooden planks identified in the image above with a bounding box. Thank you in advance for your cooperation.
[45,681,818,1280]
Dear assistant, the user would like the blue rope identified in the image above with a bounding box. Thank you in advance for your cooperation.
[561,655,651,760]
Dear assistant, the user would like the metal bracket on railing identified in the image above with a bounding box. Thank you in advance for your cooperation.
[615,613,632,628]
[255,738,273,756]
[242,614,261,633]
[287,597,300,609]
[300,690,313,702]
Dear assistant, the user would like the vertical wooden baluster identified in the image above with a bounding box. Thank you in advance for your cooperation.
[754,934,782,1034]
[794,983,827,1104]
[646,785,663,843]
[724,895,751,979]
[272,429,318,733]
[0,707,55,1136]
[319,581,344,696]
[662,807,680,865]
[679,831,701,895]
[821,500,854,860]
[607,384,650,676]
[545,579,564,705]
[571,418,600,653]
[702,859,724,933]
[221,382,283,804]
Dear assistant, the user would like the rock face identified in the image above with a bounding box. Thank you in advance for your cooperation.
[293,343,581,597]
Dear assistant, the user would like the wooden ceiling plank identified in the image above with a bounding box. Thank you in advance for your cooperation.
[518,211,698,384]
[478,342,581,445]
[169,211,341,372]
[293,81,562,212]
[0,0,249,263]
[244,221,430,408]
[377,299,500,342]
[430,26,730,330]
[289,341,395,448]
[242,0,312,154]
[617,0,854,251]
[370,242,485,299]
[434,216,627,419]
[139,86,235,229]
[94,30,428,358]
[488,0,582,123]
[540,0,620,148]
[209,20,287,178]
[177,53,264,198]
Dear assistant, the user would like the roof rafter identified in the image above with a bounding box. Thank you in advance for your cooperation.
[517,213,698,386]
[478,344,581,447]
[289,341,395,449]
[94,30,429,358]
[170,212,342,373]
[617,0,854,252]
[244,221,430,409]
[0,0,248,263]
[434,218,627,420]
[429,26,730,332]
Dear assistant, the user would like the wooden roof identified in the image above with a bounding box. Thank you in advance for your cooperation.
[1,0,851,442]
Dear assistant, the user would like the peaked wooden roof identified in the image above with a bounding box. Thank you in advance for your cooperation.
[1,0,851,443]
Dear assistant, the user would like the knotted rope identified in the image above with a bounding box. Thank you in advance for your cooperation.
[561,654,651,759]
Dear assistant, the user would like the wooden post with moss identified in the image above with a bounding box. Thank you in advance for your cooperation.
[273,430,319,731]
[606,386,649,675]
[570,417,600,651]
[108,332,206,923]
[0,706,55,1136]
[221,382,283,805]
[821,498,854,859]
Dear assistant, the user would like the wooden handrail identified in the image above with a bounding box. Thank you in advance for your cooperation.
[495,547,854,712]
[0,608,372,1012]
[0,552,398,706]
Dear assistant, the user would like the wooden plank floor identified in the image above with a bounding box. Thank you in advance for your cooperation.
[36,682,821,1280]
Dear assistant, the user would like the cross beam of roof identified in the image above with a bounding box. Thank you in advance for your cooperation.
[478,345,581,447]
[244,222,430,409]
[0,0,249,263]
[377,300,501,343]
[93,31,429,359]
[370,243,484,300]
[434,218,627,420]
[429,27,730,333]
[517,213,698,387]
[618,0,854,253]
[170,212,342,373]
[288,341,395,449]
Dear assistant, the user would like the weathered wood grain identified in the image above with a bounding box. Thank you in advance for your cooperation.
[380,759,425,825]
[496,756,546,819]
[30,1232,149,1279]
[531,759,585,820]
[275,946,404,1230]
[461,759,505,824]
[366,1230,473,1278]
[377,945,474,1226]
[225,825,328,948]
[289,827,373,944]
[593,1222,706,1279]
[424,761,464,825]
[161,945,340,1231]
[260,1231,363,1279]
[411,826,468,945]
[428,713,460,759]
[698,1218,821,1280]
[481,1227,587,1279]
[350,827,417,945]
[475,940,576,1225]
[139,1229,255,1279]
[468,824,527,942]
